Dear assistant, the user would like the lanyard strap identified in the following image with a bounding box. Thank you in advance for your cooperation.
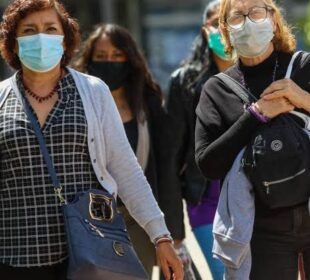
[9,75,67,204]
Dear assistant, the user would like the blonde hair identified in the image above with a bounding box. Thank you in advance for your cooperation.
[219,0,296,55]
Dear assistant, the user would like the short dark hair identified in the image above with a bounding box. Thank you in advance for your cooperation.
[0,0,80,70]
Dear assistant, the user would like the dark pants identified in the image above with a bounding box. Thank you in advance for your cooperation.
[0,260,67,280]
[250,203,310,280]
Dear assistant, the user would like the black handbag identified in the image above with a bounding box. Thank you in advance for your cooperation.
[12,80,148,280]
[241,114,310,209]
[216,61,310,209]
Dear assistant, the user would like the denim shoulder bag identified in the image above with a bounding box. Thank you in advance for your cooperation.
[10,77,148,280]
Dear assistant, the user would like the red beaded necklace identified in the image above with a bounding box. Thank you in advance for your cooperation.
[22,70,63,103]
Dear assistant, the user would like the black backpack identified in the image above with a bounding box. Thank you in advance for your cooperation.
[216,52,310,209]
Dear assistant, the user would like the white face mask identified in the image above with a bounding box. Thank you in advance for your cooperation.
[229,17,274,58]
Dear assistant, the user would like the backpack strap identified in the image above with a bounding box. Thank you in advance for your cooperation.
[285,50,302,79]
[286,51,310,130]
[216,51,303,104]
[215,72,257,105]
[216,52,310,130]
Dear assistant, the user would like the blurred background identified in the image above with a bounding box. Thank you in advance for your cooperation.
[0,1,309,279]
[0,0,309,94]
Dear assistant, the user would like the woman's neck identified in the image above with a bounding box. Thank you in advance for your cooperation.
[239,43,274,66]
[22,65,63,95]
[111,87,126,102]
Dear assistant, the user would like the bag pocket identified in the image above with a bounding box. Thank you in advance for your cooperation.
[257,168,309,209]
[263,169,306,195]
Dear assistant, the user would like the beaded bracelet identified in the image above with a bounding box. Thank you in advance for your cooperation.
[247,103,270,123]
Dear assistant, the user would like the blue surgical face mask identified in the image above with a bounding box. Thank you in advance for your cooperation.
[208,30,231,60]
[17,33,64,72]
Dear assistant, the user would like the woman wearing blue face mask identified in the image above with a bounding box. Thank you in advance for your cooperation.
[166,1,233,280]
[196,0,310,279]
[0,1,183,280]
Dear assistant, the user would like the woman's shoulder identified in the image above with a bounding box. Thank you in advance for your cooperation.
[170,64,201,87]
[0,76,13,91]
[296,50,310,69]
[68,67,111,98]
[201,63,239,97]
[277,50,310,72]
[0,76,13,109]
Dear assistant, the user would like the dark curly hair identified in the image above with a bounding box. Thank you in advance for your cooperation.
[0,0,80,70]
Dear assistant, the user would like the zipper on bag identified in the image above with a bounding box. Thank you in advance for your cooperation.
[263,169,306,194]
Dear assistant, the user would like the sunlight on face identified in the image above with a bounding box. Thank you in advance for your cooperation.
[92,34,127,62]
[16,8,64,37]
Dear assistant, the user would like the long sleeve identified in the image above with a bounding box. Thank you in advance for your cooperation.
[70,69,171,242]
[155,72,187,240]
[195,76,261,180]
[101,85,170,242]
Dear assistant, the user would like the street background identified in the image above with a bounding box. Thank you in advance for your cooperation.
[0,0,309,92]
[0,1,309,279]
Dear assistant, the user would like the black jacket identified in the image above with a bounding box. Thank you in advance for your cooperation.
[166,61,219,205]
[144,93,185,240]
[195,51,310,181]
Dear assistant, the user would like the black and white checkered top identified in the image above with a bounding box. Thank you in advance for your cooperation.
[0,71,100,267]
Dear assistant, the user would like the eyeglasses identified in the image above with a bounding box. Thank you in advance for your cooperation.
[226,6,272,30]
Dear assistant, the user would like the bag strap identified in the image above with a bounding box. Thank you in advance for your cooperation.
[285,51,310,130]
[215,72,257,105]
[216,51,310,130]
[216,51,304,104]
[8,76,66,204]
[285,50,302,79]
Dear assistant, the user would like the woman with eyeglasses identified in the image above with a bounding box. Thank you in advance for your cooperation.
[195,0,310,279]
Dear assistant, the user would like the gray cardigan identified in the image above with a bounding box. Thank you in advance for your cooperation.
[212,149,253,279]
[0,68,170,242]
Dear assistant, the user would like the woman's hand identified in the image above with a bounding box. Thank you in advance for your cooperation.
[255,96,295,119]
[156,242,184,280]
[261,79,310,110]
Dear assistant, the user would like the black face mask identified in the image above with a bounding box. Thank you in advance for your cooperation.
[87,61,129,91]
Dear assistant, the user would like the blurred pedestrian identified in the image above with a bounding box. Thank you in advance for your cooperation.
[195,0,310,279]
[0,1,183,279]
[166,1,232,279]
[72,23,185,278]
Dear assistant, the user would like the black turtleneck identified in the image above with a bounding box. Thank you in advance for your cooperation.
[195,50,310,181]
